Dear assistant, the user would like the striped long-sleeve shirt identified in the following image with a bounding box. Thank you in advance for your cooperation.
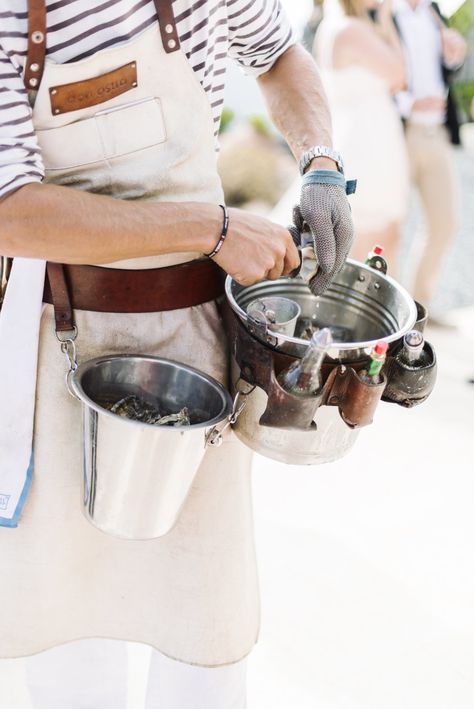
[0,0,295,199]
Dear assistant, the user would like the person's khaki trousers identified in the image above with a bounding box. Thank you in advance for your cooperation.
[405,123,458,307]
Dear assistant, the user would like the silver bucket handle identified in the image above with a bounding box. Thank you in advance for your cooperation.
[55,325,80,399]
[206,388,252,447]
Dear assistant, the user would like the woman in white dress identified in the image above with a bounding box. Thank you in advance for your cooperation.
[315,0,409,271]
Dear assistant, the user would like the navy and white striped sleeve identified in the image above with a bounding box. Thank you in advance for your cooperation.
[226,0,296,77]
[0,46,44,200]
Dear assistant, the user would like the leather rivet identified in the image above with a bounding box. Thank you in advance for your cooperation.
[29,77,38,88]
[167,38,176,49]
[165,24,174,34]
[132,82,137,87]
[54,109,60,114]
[31,31,44,44]
[51,88,58,95]
[30,62,40,73]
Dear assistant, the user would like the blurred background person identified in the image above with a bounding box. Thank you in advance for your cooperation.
[302,0,325,50]
[393,0,467,320]
[314,0,409,270]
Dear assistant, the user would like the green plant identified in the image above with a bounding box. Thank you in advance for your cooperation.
[449,0,474,35]
[452,81,474,119]
[219,107,235,134]
[248,114,271,137]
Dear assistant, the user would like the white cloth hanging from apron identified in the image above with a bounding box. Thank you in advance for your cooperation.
[0,20,260,667]
[0,258,45,525]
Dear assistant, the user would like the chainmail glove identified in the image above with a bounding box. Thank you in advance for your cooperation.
[292,170,356,295]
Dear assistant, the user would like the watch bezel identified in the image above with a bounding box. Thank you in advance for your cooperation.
[299,146,344,175]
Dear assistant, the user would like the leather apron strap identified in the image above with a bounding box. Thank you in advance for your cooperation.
[46,262,75,333]
[25,0,180,99]
[154,0,181,54]
[25,0,46,102]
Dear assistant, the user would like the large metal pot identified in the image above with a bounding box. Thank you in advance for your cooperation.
[226,260,417,361]
[70,355,232,540]
[226,261,418,465]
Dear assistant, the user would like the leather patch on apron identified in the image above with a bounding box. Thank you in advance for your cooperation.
[49,62,138,115]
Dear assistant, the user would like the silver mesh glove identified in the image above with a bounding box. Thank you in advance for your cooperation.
[290,171,355,295]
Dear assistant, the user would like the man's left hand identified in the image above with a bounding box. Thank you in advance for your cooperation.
[294,179,354,295]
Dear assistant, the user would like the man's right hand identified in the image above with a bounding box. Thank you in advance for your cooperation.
[441,28,467,69]
[412,96,447,113]
[211,207,300,286]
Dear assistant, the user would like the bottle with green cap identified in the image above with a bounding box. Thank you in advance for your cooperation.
[359,341,388,384]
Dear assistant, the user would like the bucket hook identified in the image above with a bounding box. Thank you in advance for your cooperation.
[205,387,252,447]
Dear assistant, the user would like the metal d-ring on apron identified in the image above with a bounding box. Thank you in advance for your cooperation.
[45,264,79,389]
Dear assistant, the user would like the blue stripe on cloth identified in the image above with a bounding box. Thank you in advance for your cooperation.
[0,452,33,528]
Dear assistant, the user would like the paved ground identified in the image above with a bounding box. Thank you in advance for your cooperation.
[248,306,474,709]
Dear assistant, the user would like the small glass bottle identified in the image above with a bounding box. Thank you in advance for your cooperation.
[277,327,332,397]
[359,341,388,384]
[396,330,430,367]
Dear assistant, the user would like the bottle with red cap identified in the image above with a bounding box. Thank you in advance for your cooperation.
[359,341,388,384]
[364,244,386,271]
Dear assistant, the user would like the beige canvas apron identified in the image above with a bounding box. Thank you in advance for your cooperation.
[0,22,259,666]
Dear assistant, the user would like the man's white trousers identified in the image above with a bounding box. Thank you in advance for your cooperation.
[24,639,247,708]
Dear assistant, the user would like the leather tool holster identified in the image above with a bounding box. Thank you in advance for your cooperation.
[222,296,438,430]
[382,300,437,408]
[223,303,387,431]
[382,341,437,408]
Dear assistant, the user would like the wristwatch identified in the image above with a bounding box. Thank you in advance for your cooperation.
[299,146,344,175]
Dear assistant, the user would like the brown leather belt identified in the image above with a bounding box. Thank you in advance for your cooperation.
[43,259,226,322]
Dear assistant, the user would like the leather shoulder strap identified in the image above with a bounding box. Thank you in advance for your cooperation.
[25,0,47,102]
[24,1,180,97]
[153,0,181,53]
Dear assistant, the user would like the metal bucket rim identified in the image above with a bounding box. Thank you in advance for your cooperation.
[70,353,233,431]
[225,259,418,350]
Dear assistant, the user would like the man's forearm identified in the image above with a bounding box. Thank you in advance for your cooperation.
[257,44,335,171]
[0,183,221,263]
[0,181,300,285]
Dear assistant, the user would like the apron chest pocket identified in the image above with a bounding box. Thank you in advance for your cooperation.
[36,97,167,171]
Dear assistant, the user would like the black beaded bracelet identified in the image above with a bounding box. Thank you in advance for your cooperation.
[205,204,230,259]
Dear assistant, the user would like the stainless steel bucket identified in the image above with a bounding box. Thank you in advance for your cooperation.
[226,260,417,465]
[70,355,232,540]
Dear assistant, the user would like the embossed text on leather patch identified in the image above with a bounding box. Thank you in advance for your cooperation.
[49,62,138,115]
